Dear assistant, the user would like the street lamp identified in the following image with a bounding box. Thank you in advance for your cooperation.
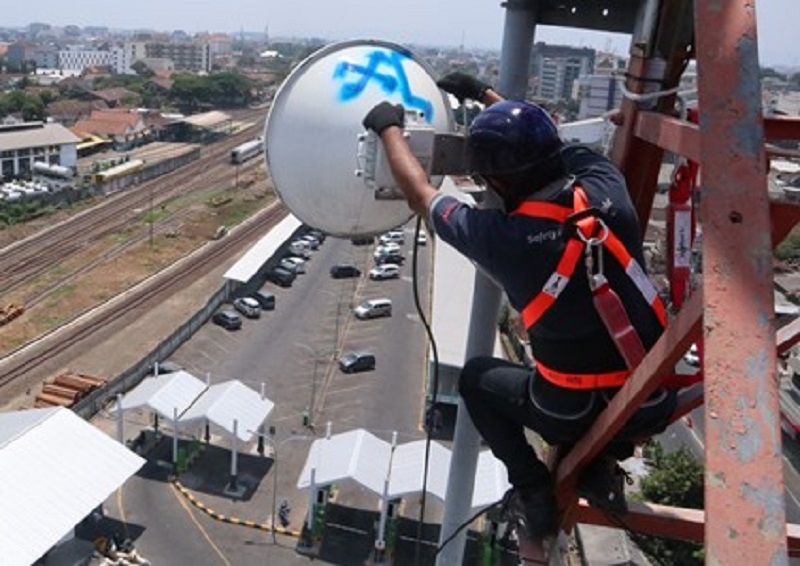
[319,288,347,357]
[254,430,312,544]
[295,342,326,427]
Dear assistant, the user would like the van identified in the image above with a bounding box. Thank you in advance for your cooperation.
[354,298,393,320]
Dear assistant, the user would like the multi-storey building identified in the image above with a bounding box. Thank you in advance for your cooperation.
[573,54,626,119]
[122,40,210,73]
[530,42,595,102]
[58,46,122,72]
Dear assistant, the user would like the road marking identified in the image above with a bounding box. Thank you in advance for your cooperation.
[170,482,233,565]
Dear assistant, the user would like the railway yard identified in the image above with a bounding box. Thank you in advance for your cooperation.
[0,106,282,409]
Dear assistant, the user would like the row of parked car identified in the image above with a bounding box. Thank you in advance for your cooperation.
[333,228,427,373]
[212,229,326,330]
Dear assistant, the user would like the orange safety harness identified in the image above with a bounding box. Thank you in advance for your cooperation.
[511,185,667,390]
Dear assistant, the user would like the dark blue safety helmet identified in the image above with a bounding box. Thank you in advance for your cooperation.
[467,100,562,178]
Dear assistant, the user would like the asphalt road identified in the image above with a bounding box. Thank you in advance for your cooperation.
[106,226,436,565]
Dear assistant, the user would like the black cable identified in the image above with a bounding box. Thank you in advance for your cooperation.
[410,215,441,566]
[434,495,507,556]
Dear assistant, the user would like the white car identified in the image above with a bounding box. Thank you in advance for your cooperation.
[684,343,700,367]
[379,230,405,245]
[369,263,400,280]
[282,256,306,273]
[354,298,393,319]
[374,242,401,258]
[416,232,428,246]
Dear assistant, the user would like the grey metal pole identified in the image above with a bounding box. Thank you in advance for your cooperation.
[271,436,278,543]
[436,3,538,564]
[172,407,179,472]
[230,419,239,490]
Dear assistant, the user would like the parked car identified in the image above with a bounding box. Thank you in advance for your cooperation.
[339,351,376,373]
[330,264,361,279]
[379,230,405,245]
[307,229,326,243]
[351,236,375,246]
[354,298,393,320]
[416,232,428,246]
[233,297,261,319]
[369,264,400,280]
[300,234,320,249]
[282,256,306,274]
[289,240,312,258]
[212,310,242,330]
[684,343,700,367]
[279,258,300,275]
[251,290,276,310]
[375,252,405,266]
[267,266,296,287]
[374,242,401,257]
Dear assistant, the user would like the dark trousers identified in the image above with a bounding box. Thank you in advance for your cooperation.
[458,356,677,490]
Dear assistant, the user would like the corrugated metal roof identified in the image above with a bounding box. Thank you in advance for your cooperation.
[0,407,144,566]
[296,429,509,512]
[182,110,232,128]
[0,122,81,152]
[179,380,275,442]
[118,370,207,420]
[224,214,302,282]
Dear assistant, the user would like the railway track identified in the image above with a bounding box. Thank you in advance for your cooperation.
[0,202,288,390]
[0,108,269,299]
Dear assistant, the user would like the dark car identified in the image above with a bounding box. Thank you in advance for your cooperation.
[267,266,296,287]
[351,236,374,246]
[375,253,405,266]
[212,310,242,330]
[330,264,361,279]
[338,351,376,373]
[251,290,276,310]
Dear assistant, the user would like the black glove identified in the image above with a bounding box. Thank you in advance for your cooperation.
[436,72,491,103]
[362,102,405,135]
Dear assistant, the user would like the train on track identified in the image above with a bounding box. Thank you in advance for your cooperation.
[92,159,146,184]
[230,138,264,164]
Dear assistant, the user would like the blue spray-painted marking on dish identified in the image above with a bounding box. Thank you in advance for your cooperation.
[333,49,433,121]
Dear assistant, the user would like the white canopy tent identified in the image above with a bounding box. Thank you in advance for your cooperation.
[117,370,207,421]
[296,428,511,513]
[0,407,145,566]
[179,380,275,442]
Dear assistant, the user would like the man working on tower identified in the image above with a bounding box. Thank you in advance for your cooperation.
[361,72,676,539]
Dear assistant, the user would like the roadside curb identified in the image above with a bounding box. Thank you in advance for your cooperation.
[172,480,301,538]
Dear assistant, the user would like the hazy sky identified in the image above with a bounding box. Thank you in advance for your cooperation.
[4,1,798,67]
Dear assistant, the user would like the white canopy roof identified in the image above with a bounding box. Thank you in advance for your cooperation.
[224,213,302,282]
[179,380,275,442]
[118,370,207,421]
[298,429,391,495]
[389,439,451,499]
[0,408,144,566]
[296,428,510,512]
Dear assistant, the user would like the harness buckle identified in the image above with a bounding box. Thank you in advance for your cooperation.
[564,207,600,240]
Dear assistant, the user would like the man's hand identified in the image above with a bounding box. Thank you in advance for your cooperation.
[436,72,491,103]
[362,102,405,135]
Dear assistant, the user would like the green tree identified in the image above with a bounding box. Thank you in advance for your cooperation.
[637,442,704,565]
[775,231,800,264]
[130,60,155,78]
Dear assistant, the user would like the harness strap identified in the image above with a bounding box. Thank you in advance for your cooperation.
[513,184,666,390]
